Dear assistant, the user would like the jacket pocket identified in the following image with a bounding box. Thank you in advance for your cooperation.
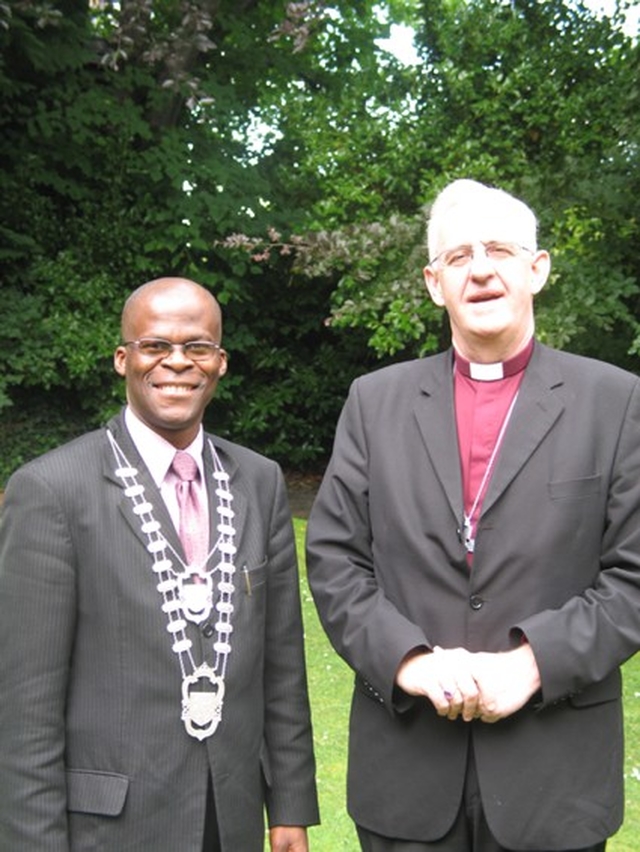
[354,673,385,705]
[66,769,129,816]
[548,474,601,501]
[569,668,621,708]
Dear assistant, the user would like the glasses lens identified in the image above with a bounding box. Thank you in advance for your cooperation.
[484,242,519,261]
[439,242,524,268]
[137,339,173,357]
[184,342,219,360]
[442,246,474,267]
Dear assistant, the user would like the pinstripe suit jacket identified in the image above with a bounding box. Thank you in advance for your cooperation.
[0,411,318,851]
[306,343,640,849]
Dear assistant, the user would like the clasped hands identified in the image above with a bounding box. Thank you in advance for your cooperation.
[395,644,541,723]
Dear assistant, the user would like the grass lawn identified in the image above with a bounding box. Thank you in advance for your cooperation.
[292,518,640,851]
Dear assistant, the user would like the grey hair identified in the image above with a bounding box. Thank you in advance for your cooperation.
[427,179,539,262]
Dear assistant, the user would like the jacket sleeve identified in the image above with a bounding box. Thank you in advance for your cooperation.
[516,378,640,704]
[305,381,431,710]
[0,465,76,851]
[262,462,320,828]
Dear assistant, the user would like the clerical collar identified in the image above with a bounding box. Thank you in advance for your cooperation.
[454,338,534,382]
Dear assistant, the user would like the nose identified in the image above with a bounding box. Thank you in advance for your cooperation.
[161,345,193,369]
[469,247,494,279]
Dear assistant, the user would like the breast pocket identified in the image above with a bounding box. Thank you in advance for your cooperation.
[239,556,268,597]
[548,474,602,502]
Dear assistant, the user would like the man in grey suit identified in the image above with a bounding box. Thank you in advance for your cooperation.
[0,277,319,851]
[306,179,640,851]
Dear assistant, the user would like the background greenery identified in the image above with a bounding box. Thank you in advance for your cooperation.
[1,0,640,483]
[292,519,640,851]
[2,5,639,833]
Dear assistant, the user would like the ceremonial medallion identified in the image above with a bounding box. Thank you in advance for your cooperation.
[181,665,225,740]
[178,570,213,624]
[109,431,236,741]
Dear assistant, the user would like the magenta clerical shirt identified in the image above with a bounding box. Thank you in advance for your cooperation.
[454,338,534,562]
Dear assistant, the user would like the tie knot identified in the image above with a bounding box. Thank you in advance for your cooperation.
[172,451,199,482]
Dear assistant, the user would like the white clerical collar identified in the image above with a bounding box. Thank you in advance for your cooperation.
[454,338,534,382]
[124,406,204,487]
[468,361,505,381]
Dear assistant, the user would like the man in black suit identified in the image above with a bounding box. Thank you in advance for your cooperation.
[306,179,640,850]
[0,277,319,851]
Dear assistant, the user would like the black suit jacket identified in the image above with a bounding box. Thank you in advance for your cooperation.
[0,411,319,851]
[306,343,640,849]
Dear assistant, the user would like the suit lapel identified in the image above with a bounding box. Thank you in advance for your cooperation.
[412,351,465,526]
[202,433,246,558]
[481,345,565,517]
[102,413,183,557]
[410,345,566,528]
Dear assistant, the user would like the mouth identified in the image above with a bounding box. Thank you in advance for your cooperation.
[468,290,503,304]
[151,382,201,395]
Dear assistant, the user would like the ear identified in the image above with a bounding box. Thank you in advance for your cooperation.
[113,346,127,377]
[423,265,446,307]
[217,349,229,378]
[529,250,551,295]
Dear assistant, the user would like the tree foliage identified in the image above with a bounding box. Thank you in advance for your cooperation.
[0,0,378,479]
[1,0,639,482]
[250,0,640,366]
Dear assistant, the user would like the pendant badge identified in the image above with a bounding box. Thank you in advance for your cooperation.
[463,516,475,554]
[178,569,213,624]
[181,664,225,740]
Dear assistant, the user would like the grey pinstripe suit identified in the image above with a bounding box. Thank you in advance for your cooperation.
[0,410,318,850]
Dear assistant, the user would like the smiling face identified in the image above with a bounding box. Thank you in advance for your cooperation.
[423,190,550,363]
[113,279,227,448]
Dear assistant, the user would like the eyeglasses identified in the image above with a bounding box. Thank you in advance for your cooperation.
[430,241,533,269]
[122,338,222,362]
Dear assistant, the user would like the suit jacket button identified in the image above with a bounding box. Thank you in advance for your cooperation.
[202,622,215,638]
[469,594,484,611]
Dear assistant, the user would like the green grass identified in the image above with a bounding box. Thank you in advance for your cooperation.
[293,518,640,851]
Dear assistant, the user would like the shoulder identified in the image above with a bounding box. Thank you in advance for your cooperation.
[2,428,108,517]
[204,434,290,516]
[6,428,105,485]
[351,351,449,394]
[536,343,640,391]
[205,433,282,481]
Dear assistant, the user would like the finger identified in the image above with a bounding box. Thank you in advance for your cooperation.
[435,691,455,717]
[476,695,502,724]
[460,687,481,722]
[478,712,501,724]
[441,686,466,721]
[444,689,460,719]
[453,671,481,722]
[430,682,457,716]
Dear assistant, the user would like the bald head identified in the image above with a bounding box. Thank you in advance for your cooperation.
[121,278,222,342]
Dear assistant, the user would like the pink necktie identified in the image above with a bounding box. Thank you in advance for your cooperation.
[171,451,208,567]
